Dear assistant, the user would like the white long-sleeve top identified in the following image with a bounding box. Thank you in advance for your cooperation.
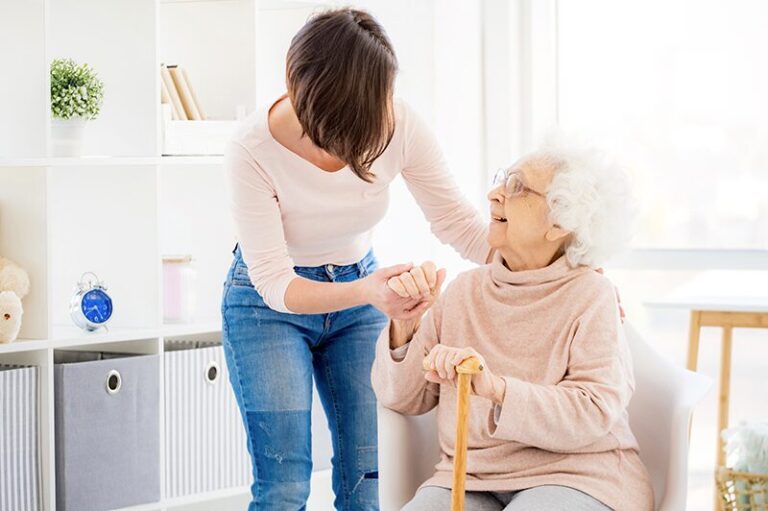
[224,97,491,312]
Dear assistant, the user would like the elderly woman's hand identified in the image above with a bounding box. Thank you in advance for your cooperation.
[361,262,432,321]
[387,261,441,301]
[386,262,447,348]
[423,345,507,405]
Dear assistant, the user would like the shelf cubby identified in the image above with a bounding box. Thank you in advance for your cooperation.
[0,165,161,341]
[158,0,258,122]
[49,165,161,332]
[48,0,159,157]
[159,163,235,324]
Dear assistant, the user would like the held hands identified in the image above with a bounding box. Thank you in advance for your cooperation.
[386,261,443,302]
[362,261,446,321]
[423,346,506,405]
[386,261,447,329]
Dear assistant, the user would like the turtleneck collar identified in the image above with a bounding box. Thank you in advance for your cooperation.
[490,250,588,286]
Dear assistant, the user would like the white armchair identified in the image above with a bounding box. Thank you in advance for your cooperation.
[377,323,712,511]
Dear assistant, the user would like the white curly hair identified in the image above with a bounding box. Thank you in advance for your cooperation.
[526,134,636,268]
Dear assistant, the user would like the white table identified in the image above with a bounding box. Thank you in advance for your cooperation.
[646,270,768,510]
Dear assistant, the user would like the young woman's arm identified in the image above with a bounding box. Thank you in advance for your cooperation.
[283,266,428,317]
[225,141,426,318]
[399,102,493,266]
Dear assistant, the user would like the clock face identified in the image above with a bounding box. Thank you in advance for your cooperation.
[81,289,113,324]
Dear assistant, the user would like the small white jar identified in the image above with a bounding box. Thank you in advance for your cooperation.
[162,255,197,324]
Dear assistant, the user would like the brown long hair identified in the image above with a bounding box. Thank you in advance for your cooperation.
[286,8,398,182]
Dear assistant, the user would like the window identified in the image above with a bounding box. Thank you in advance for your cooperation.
[557,0,768,250]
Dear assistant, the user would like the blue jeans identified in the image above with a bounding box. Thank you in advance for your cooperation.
[221,244,387,510]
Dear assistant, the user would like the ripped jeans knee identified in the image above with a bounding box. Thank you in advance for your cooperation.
[244,410,312,509]
[348,445,379,509]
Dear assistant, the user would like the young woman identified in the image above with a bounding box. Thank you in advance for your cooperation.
[221,8,491,510]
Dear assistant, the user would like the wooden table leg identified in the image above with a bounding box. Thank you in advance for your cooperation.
[687,311,702,440]
[687,311,702,372]
[716,326,733,467]
[713,325,733,511]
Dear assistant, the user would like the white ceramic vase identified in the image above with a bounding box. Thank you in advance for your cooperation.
[50,116,88,156]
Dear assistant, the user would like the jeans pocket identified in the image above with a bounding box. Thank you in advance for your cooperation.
[229,263,254,288]
[222,277,268,313]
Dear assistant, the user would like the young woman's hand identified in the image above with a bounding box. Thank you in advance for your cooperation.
[423,345,507,405]
[595,267,626,322]
[360,263,434,321]
[387,262,447,337]
[386,261,439,300]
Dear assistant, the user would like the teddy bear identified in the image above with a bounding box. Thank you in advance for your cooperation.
[0,256,30,343]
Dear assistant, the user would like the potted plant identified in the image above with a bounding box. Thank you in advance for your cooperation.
[50,58,104,156]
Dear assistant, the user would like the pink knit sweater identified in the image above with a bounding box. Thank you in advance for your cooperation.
[371,252,654,511]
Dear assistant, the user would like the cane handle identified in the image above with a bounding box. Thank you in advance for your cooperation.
[422,355,484,374]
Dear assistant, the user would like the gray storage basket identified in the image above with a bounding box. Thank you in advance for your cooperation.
[0,364,41,511]
[54,351,160,511]
[164,340,250,498]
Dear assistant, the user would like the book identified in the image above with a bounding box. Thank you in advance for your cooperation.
[182,68,206,121]
[168,65,203,121]
[159,74,180,120]
[160,64,187,121]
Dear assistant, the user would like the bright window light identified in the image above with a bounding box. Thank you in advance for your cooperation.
[557,0,768,250]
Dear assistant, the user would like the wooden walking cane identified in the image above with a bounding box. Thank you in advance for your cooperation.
[423,356,484,511]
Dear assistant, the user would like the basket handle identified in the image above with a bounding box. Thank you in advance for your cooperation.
[105,370,121,395]
[205,361,220,385]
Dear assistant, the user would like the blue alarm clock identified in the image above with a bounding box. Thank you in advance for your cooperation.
[69,272,113,331]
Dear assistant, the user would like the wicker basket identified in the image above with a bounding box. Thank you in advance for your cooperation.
[717,467,768,510]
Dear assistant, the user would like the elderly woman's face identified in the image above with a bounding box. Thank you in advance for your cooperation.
[487,157,561,253]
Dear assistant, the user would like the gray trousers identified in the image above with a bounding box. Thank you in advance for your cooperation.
[401,485,613,511]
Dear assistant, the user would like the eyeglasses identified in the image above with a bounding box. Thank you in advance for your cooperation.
[492,168,546,199]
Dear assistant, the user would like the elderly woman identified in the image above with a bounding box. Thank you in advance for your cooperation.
[371,142,654,511]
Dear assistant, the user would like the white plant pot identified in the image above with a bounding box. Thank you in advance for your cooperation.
[51,117,88,157]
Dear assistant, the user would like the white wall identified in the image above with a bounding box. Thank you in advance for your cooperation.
[357,0,489,278]
[0,0,47,157]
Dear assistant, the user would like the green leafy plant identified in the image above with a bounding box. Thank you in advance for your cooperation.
[50,58,105,120]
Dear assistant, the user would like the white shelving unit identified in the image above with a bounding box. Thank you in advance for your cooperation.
[0,0,338,509]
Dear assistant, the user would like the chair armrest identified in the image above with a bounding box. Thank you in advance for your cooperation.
[657,372,712,511]
[378,404,440,511]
